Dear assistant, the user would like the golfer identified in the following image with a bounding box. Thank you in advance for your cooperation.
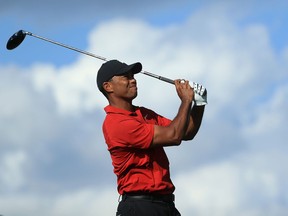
[97,60,207,216]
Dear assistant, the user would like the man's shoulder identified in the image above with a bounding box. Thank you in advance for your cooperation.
[138,106,156,114]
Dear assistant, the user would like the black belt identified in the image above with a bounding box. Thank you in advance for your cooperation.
[122,193,175,203]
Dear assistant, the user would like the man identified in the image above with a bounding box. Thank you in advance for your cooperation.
[97,60,207,216]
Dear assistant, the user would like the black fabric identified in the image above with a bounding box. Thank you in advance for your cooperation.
[122,194,175,203]
[116,195,181,216]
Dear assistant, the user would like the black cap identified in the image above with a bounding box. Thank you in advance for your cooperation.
[97,60,142,91]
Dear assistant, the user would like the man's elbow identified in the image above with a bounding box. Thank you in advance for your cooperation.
[170,130,184,145]
[165,133,182,146]
[183,131,197,141]
[173,138,182,146]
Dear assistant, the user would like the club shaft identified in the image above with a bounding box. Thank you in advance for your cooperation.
[26,31,108,61]
[140,70,174,84]
[24,30,176,85]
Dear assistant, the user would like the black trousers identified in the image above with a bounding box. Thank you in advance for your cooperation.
[116,195,181,216]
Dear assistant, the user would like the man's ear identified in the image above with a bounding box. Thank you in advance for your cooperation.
[103,81,113,93]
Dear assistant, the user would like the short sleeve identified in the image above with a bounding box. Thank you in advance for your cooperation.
[103,116,154,150]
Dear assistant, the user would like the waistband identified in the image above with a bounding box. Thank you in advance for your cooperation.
[122,193,175,203]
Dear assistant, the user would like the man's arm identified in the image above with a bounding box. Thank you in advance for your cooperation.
[182,105,205,140]
[150,80,193,147]
[182,81,207,140]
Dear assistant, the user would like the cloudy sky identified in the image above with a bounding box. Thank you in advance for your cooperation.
[1,0,288,215]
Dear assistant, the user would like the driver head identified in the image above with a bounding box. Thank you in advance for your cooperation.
[6,30,27,50]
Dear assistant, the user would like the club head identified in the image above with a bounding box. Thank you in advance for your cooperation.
[6,30,27,50]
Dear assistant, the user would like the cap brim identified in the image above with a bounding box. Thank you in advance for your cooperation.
[118,62,142,75]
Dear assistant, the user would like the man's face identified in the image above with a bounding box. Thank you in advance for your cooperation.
[109,72,138,101]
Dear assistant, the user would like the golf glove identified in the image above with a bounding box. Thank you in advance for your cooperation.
[192,82,208,106]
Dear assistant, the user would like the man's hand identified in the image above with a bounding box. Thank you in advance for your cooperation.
[192,82,208,106]
[175,79,194,103]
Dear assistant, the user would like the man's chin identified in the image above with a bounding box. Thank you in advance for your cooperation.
[131,92,138,100]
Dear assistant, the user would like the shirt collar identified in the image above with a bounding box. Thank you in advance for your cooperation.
[104,105,139,116]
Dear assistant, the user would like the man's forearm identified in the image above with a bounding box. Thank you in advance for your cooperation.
[168,100,192,144]
[151,100,192,147]
[183,105,205,140]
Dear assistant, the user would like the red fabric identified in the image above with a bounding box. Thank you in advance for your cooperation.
[103,105,175,195]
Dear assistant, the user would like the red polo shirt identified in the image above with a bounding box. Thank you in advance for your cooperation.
[103,105,175,195]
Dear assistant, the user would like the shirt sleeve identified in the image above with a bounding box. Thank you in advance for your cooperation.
[103,116,154,150]
[157,114,171,127]
[140,107,172,127]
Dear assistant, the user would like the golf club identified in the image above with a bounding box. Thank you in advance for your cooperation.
[6,30,179,85]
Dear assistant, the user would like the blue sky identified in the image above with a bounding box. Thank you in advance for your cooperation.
[1,1,288,215]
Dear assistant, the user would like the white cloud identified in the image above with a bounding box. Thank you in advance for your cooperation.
[0,151,27,190]
[31,60,104,114]
[50,188,118,216]
[242,82,288,147]
[0,187,118,216]
[174,152,287,216]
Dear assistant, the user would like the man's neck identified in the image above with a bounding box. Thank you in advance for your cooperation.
[109,99,134,112]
